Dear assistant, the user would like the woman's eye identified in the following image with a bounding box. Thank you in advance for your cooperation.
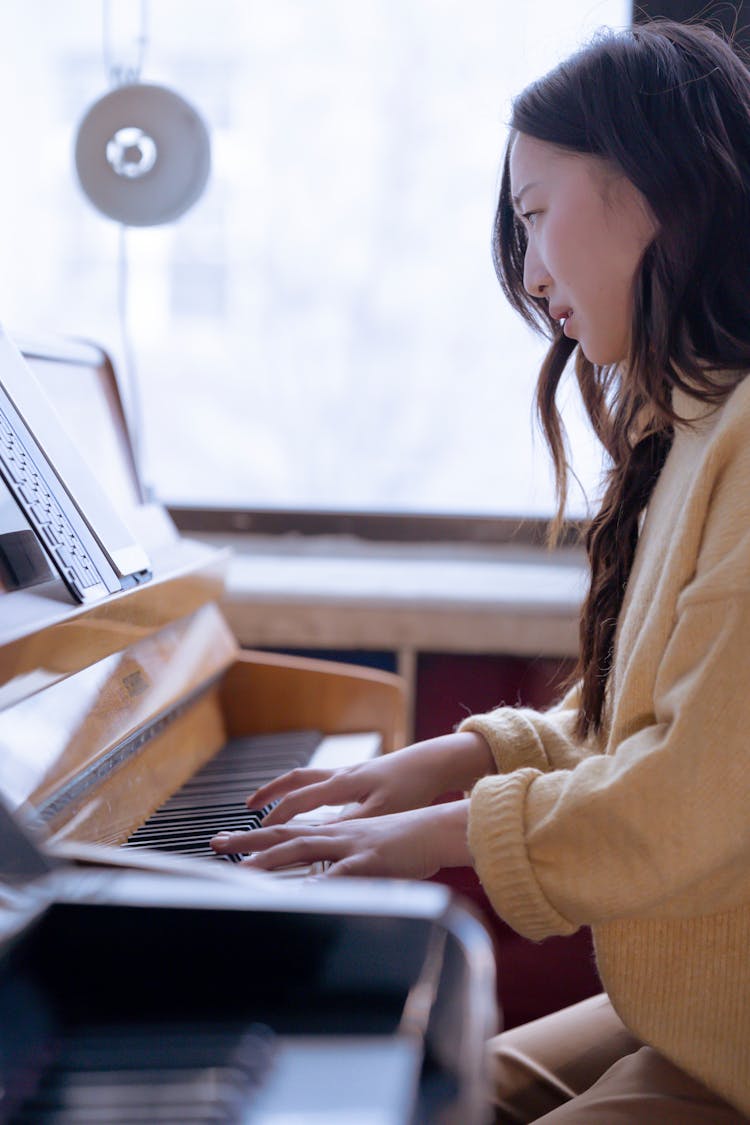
[522,210,539,227]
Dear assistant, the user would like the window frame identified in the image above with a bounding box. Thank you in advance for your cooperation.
[168,504,584,547]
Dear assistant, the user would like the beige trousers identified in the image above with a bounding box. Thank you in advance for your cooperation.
[488,993,748,1124]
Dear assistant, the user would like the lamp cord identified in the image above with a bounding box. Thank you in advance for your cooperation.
[102,0,150,88]
[103,0,152,496]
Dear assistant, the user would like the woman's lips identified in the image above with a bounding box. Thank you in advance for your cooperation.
[551,306,574,331]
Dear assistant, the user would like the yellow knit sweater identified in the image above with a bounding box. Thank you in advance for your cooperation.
[462,376,750,1113]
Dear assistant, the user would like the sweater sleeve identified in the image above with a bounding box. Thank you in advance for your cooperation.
[468,590,750,942]
[457,681,599,775]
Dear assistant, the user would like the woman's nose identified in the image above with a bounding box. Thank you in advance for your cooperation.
[523,241,550,299]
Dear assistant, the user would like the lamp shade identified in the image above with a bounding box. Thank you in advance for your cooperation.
[74,82,211,226]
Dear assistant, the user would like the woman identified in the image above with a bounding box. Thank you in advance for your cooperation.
[213,21,750,1121]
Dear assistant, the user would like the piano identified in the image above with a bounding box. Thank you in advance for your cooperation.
[0,336,498,1123]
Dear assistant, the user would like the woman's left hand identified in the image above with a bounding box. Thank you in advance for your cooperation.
[210,799,472,879]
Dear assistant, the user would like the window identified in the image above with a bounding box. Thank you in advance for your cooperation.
[0,0,628,517]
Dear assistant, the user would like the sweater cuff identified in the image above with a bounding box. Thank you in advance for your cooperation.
[468,770,578,942]
[458,709,550,774]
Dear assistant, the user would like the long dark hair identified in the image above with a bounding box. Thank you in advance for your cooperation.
[495,20,750,738]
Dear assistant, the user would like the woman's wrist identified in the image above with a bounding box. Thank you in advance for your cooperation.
[452,731,495,790]
[408,730,494,795]
[428,798,473,868]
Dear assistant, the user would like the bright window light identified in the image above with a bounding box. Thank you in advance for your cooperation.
[0,0,629,516]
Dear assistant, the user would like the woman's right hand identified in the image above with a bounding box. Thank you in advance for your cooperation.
[245,730,494,827]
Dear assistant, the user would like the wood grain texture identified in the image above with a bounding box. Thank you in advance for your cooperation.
[220,649,407,752]
[48,688,227,846]
[0,541,229,709]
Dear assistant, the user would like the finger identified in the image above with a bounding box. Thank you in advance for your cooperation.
[322,852,377,878]
[210,828,259,854]
[330,797,386,822]
[241,835,347,871]
[246,767,335,809]
[260,778,358,826]
[211,821,328,855]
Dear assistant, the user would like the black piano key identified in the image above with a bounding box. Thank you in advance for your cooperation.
[124,802,252,826]
[122,731,321,863]
[125,818,257,843]
[125,825,259,850]
[126,807,265,836]
[123,808,267,849]
[165,763,305,797]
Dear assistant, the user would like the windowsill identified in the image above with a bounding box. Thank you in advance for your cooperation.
[191,532,587,659]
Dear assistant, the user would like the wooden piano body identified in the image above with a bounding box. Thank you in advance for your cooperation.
[0,337,407,850]
[0,337,497,1122]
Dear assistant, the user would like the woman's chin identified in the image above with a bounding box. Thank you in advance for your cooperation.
[578,340,628,367]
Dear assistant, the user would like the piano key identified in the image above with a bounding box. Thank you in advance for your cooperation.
[122,732,320,857]
[121,731,381,873]
[125,804,267,829]
[123,809,267,846]
[125,811,262,836]
[125,830,260,850]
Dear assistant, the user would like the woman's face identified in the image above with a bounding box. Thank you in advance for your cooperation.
[509,132,657,366]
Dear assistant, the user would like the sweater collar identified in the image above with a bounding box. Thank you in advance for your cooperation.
[670,370,746,426]
[671,384,718,424]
